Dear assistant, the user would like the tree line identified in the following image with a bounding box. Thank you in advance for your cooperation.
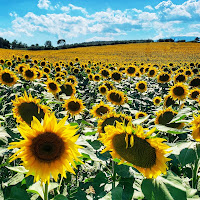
[0,37,199,50]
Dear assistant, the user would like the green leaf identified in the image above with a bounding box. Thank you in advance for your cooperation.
[132,115,149,124]
[155,124,188,134]
[3,173,25,187]
[141,171,187,200]
[85,131,96,136]
[111,187,123,200]
[9,186,30,200]
[6,166,29,173]
[54,194,68,200]
[26,181,44,199]
[179,148,197,166]
[87,140,102,150]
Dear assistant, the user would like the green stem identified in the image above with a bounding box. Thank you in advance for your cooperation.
[44,182,48,200]
[112,160,116,189]
[192,159,200,189]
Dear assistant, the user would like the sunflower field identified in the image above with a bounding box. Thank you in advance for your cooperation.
[1,42,200,200]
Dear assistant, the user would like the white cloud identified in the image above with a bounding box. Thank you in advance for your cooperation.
[144,5,154,10]
[9,12,18,18]
[37,0,51,10]
[61,6,70,12]
[0,30,16,37]
[138,12,158,21]
[68,4,88,14]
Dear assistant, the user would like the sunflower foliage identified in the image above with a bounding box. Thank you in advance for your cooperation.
[1,43,200,199]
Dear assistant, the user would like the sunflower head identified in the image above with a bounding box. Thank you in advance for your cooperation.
[66,75,78,86]
[12,91,50,125]
[100,121,171,178]
[111,71,122,82]
[189,77,200,88]
[174,73,187,83]
[135,112,147,119]
[90,101,113,118]
[169,82,188,101]
[126,66,136,76]
[23,66,37,81]
[45,79,61,95]
[189,88,200,100]
[93,74,101,82]
[0,68,18,86]
[157,73,171,83]
[107,89,125,105]
[153,96,162,106]
[9,112,83,184]
[135,81,147,93]
[60,82,76,96]
[63,97,85,116]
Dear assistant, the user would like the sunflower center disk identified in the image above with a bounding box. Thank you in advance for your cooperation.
[139,83,145,90]
[191,91,199,99]
[176,75,185,82]
[68,101,80,111]
[2,73,14,83]
[113,133,156,168]
[61,84,73,96]
[49,83,57,91]
[25,70,34,78]
[112,73,120,80]
[31,132,65,162]
[128,67,135,74]
[100,87,106,93]
[96,106,109,116]
[18,102,45,125]
[110,93,122,103]
[160,74,169,82]
[173,86,184,96]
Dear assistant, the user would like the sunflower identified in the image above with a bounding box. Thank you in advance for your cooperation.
[66,75,78,86]
[60,82,76,97]
[0,59,5,64]
[0,69,18,86]
[99,121,171,178]
[189,77,200,88]
[55,66,62,72]
[23,66,37,81]
[189,88,200,100]
[155,107,184,129]
[163,94,176,108]
[157,73,171,83]
[8,112,83,184]
[185,69,193,77]
[45,79,61,94]
[169,82,188,101]
[88,73,93,81]
[73,68,79,74]
[43,66,51,74]
[63,97,85,116]
[93,74,101,82]
[190,115,200,141]
[104,81,114,91]
[147,67,157,77]
[24,54,29,60]
[174,73,187,83]
[107,90,125,105]
[6,60,12,67]
[97,112,132,134]
[85,68,91,74]
[99,85,107,95]
[126,66,136,76]
[17,64,26,74]
[135,81,147,93]
[36,70,43,79]
[90,101,113,118]
[12,91,50,125]
[153,96,162,106]
[40,60,46,67]
[135,111,147,119]
[111,71,122,82]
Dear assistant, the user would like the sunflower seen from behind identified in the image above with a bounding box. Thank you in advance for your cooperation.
[99,121,171,178]
[63,97,85,116]
[12,91,50,125]
[0,68,18,86]
[8,112,83,184]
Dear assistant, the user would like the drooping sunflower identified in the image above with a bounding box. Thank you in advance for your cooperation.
[190,115,200,141]
[169,82,188,101]
[8,112,83,184]
[155,107,184,129]
[163,94,176,108]
[153,96,162,106]
[107,89,125,105]
[157,73,171,83]
[90,101,113,118]
[189,88,200,100]
[97,112,132,134]
[104,81,114,91]
[60,82,76,97]
[45,79,61,94]
[99,121,171,178]
[0,68,18,86]
[23,66,37,81]
[135,81,147,93]
[135,111,147,119]
[63,97,85,116]
[12,91,50,125]
[99,85,108,95]
[111,71,122,82]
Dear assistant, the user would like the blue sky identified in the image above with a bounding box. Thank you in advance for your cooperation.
[0,0,200,46]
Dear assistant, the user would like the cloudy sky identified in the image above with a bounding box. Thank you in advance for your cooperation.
[1,0,200,46]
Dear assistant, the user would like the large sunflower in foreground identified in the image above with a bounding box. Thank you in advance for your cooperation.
[8,113,83,184]
[99,121,171,178]
[12,91,50,125]
[0,68,18,86]
[63,97,85,116]
[90,101,113,118]
[169,82,188,101]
